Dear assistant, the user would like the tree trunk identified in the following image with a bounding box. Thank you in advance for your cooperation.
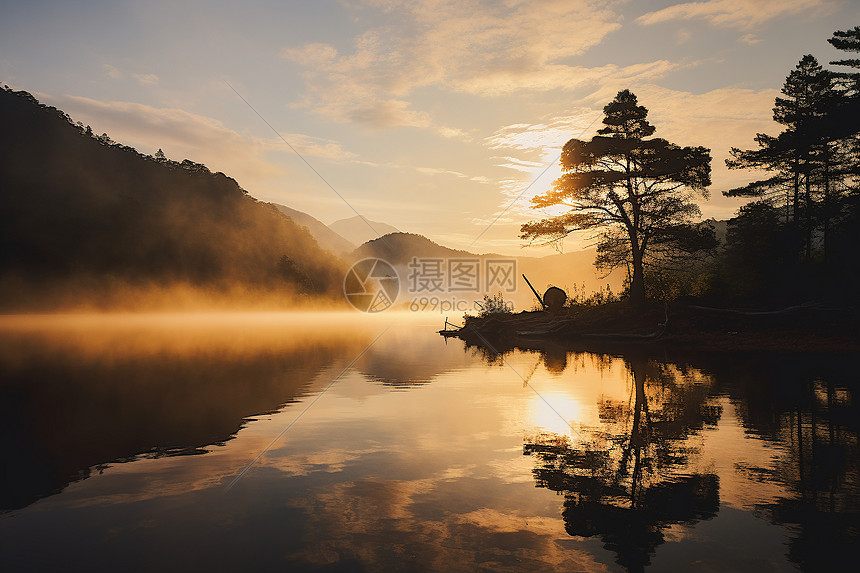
[793,159,800,223]
[804,168,813,261]
[792,159,802,264]
[630,244,646,305]
[823,153,830,266]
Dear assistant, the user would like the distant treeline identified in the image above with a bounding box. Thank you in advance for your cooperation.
[0,86,346,309]
[652,27,860,306]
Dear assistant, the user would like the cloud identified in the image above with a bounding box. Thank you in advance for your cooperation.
[449,59,680,97]
[40,94,356,193]
[412,166,492,183]
[132,73,159,86]
[101,65,159,86]
[103,64,122,79]
[676,29,692,45]
[738,33,762,45]
[483,109,603,219]
[281,0,625,130]
[344,97,432,128]
[415,166,469,177]
[488,111,603,154]
[637,0,835,30]
[281,42,339,67]
[494,156,547,173]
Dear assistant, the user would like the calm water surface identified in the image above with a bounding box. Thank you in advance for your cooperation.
[1,312,857,572]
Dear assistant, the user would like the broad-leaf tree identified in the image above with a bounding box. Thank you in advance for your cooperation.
[520,90,711,305]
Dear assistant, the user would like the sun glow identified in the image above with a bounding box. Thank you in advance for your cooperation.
[529,392,584,437]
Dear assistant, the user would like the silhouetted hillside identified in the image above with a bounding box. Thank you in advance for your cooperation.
[0,87,346,309]
[271,203,355,255]
[352,232,473,262]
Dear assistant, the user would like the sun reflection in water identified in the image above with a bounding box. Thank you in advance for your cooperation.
[529,392,583,436]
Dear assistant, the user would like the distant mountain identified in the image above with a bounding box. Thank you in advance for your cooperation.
[352,232,472,262]
[351,232,624,311]
[329,216,400,246]
[0,87,346,309]
[271,203,355,256]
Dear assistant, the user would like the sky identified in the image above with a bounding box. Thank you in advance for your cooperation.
[2,0,858,256]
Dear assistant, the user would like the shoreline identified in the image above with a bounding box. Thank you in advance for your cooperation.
[440,301,860,355]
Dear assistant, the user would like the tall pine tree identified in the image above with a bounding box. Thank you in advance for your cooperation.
[726,55,838,260]
[827,26,860,290]
[829,25,860,92]
[827,26,860,183]
[521,90,711,305]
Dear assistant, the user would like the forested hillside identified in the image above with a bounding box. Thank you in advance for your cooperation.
[0,87,346,309]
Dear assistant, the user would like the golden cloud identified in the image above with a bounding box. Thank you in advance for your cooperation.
[281,0,624,129]
[637,0,836,30]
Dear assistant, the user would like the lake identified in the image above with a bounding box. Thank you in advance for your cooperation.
[1,312,857,572]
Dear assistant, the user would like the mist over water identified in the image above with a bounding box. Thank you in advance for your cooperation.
[1,312,857,572]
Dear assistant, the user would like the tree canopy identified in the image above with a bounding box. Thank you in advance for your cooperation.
[520,90,712,304]
[720,29,860,303]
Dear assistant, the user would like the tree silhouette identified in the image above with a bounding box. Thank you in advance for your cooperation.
[828,26,860,85]
[726,56,840,259]
[712,201,801,303]
[823,26,860,294]
[726,47,860,274]
[827,27,860,193]
[520,90,712,305]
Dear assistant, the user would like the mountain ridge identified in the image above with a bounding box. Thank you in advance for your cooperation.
[271,203,356,255]
[329,215,400,246]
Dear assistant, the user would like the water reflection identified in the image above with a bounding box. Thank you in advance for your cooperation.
[355,328,475,388]
[524,356,721,572]
[2,315,858,572]
[476,342,860,573]
[0,313,480,513]
[0,313,376,511]
[711,356,860,572]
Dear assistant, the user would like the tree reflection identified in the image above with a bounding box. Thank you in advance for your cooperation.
[524,355,721,572]
[722,357,860,572]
